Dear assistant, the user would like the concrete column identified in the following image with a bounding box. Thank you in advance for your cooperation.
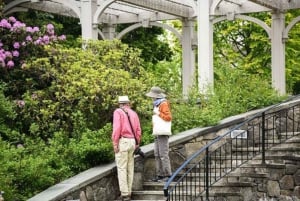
[181,19,196,96]
[271,12,286,95]
[197,0,213,93]
[80,0,98,40]
[102,24,116,40]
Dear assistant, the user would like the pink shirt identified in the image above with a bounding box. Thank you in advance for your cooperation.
[111,106,142,148]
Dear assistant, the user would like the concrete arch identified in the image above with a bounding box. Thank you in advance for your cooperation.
[116,21,182,42]
[186,0,198,17]
[4,0,80,19]
[4,7,28,16]
[49,0,81,18]
[212,14,271,39]
[3,0,29,13]
[93,0,115,25]
[283,16,300,39]
[210,0,222,14]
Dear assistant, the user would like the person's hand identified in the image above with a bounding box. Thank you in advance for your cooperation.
[114,145,119,153]
[135,144,139,150]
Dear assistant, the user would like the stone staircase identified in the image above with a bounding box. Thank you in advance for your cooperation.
[122,134,300,201]
[28,100,300,201]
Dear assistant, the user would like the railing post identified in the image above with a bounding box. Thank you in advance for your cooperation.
[163,188,168,198]
[205,147,209,200]
[261,112,266,164]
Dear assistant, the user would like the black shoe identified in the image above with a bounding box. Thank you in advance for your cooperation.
[149,176,164,182]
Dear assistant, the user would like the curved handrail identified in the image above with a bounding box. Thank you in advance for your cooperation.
[163,94,300,200]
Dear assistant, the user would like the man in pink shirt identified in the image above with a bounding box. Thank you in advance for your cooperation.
[112,96,142,201]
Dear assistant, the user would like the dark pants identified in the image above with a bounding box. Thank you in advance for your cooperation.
[154,135,172,176]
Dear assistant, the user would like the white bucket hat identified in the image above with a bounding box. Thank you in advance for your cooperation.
[145,86,166,99]
[118,96,130,103]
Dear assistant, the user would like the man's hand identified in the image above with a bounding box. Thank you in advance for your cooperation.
[114,145,119,153]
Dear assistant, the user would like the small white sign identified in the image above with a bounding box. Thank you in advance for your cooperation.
[230,129,247,139]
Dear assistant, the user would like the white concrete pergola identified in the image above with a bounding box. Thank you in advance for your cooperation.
[3,0,300,95]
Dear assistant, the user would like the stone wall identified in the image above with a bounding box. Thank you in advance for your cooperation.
[29,108,251,201]
[28,99,300,201]
[250,155,300,201]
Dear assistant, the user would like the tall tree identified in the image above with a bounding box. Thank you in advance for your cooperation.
[213,11,300,94]
[285,10,300,94]
[117,24,174,65]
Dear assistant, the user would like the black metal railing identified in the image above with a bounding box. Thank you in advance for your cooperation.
[163,95,300,201]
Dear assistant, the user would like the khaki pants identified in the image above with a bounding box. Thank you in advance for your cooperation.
[115,137,136,197]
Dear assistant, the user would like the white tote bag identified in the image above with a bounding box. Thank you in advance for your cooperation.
[152,115,172,135]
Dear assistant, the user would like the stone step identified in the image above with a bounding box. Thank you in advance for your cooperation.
[168,190,243,201]
[277,132,300,139]
[136,134,300,200]
[285,135,300,142]
[230,144,300,152]
[163,171,267,184]
[243,161,286,169]
[131,190,166,200]
[132,190,243,201]
[114,194,166,201]
[254,154,300,161]
[229,172,268,178]
[198,191,243,199]
[115,200,166,201]
[177,171,268,179]
[269,144,300,151]
[142,180,253,193]
[143,181,204,192]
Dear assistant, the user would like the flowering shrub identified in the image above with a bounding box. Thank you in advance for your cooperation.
[0,16,66,69]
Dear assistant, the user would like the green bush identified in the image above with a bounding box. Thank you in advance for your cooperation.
[68,124,114,170]
[0,39,286,200]
[16,40,152,140]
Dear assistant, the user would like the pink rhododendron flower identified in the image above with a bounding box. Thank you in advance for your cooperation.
[0,16,66,69]
[16,100,25,108]
[26,35,32,42]
[26,26,33,33]
[13,42,20,49]
[12,21,25,29]
[33,27,39,32]
[12,50,19,57]
[0,19,11,29]
[11,21,26,32]
[43,35,50,44]
[47,30,55,35]
[0,52,6,60]
[8,16,17,23]
[47,24,54,30]
[5,51,12,58]
[7,60,14,68]
[58,35,66,40]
